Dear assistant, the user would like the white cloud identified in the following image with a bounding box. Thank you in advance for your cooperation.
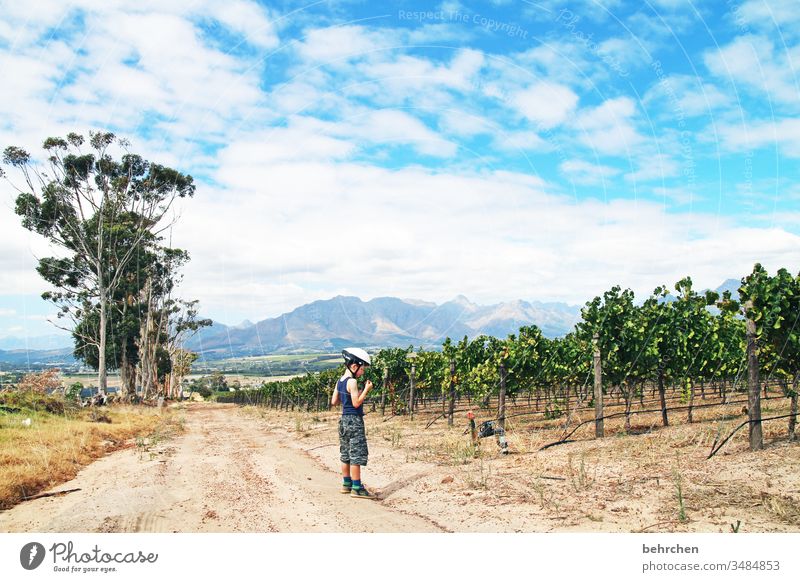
[735,0,800,33]
[162,146,800,320]
[0,308,16,317]
[494,129,550,152]
[203,0,280,49]
[596,37,648,71]
[358,49,484,97]
[438,109,494,137]
[0,199,65,296]
[717,117,800,156]
[511,82,579,129]
[643,74,731,118]
[297,25,397,64]
[625,153,680,182]
[652,186,700,206]
[560,159,621,185]
[316,109,459,158]
[704,34,800,107]
[574,97,643,155]
[0,1,272,173]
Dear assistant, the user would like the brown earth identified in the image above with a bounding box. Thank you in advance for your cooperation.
[1,401,798,533]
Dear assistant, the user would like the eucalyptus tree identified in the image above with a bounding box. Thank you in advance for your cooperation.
[3,132,195,394]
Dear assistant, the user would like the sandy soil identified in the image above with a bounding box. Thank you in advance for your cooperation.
[1,401,798,533]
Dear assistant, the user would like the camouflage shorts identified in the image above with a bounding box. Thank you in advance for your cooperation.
[339,415,369,466]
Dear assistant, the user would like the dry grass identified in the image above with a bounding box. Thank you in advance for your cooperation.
[0,402,182,509]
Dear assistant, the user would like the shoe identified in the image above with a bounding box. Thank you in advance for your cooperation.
[340,483,352,494]
[350,485,375,499]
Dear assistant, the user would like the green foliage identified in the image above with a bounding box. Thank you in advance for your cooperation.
[741,264,800,380]
[0,390,67,415]
[188,372,228,397]
[66,382,83,403]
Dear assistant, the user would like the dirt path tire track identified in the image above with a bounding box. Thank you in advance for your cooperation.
[0,403,443,533]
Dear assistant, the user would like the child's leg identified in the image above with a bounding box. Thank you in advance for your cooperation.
[350,465,361,482]
[342,463,351,479]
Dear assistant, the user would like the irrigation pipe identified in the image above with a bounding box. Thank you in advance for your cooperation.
[538,396,769,451]
[706,412,799,459]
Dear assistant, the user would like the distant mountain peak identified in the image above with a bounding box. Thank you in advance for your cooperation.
[401,297,437,307]
[185,294,581,356]
[448,294,478,308]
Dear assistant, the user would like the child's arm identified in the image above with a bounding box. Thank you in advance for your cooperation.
[349,379,373,408]
[331,382,340,406]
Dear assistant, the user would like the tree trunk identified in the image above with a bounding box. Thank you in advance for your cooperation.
[98,288,108,396]
[687,378,694,423]
[120,344,137,401]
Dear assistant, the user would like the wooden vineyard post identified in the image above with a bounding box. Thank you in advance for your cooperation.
[658,368,669,427]
[408,352,417,420]
[593,332,604,438]
[789,373,798,441]
[381,368,388,416]
[448,359,456,427]
[498,364,507,432]
[467,411,478,457]
[745,300,763,450]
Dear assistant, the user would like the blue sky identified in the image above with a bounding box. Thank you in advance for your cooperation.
[1,0,799,342]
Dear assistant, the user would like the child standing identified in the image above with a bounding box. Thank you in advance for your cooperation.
[331,347,375,499]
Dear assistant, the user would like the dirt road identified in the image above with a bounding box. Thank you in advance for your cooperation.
[0,403,444,533]
[3,402,798,533]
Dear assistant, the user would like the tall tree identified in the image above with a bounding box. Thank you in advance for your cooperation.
[2,132,195,394]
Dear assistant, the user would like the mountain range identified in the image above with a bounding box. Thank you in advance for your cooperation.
[0,279,743,361]
[184,294,583,357]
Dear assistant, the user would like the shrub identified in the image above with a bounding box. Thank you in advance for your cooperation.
[17,369,62,393]
[66,382,83,403]
[0,390,68,414]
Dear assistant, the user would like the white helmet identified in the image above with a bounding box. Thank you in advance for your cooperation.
[342,347,371,367]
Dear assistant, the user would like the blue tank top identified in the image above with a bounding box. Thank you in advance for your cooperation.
[337,375,363,416]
